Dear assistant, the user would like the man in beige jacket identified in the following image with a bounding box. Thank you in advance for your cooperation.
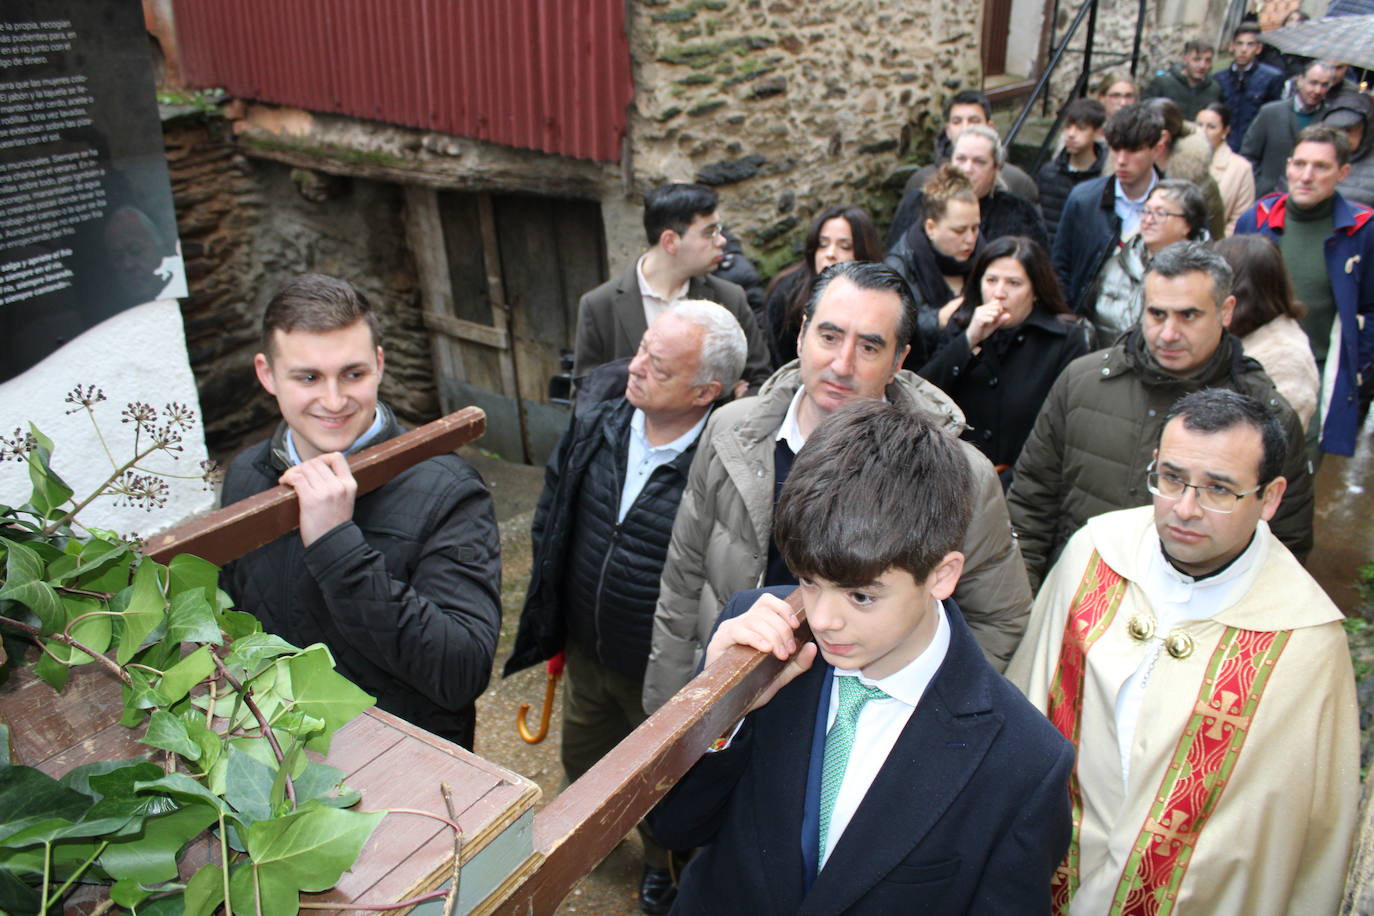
[641,261,1032,713]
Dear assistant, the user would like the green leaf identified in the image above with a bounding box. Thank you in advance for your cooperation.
[0,539,63,630]
[0,725,8,764]
[230,857,297,916]
[0,765,92,845]
[62,759,158,800]
[133,773,239,826]
[58,597,112,663]
[110,876,153,908]
[167,554,220,601]
[142,710,202,760]
[292,761,360,809]
[24,423,74,519]
[223,633,298,681]
[117,560,167,665]
[218,608,261,640]
[287,646,375,752]
[224,746,275,825]
[33,649,70,691]
[182,860,227,916]
[183,715,223,775]
[0,866,41,914]
[100,804,218,886]
[246,803,383,891]
[167,591,221,646]
[158,646,215,705]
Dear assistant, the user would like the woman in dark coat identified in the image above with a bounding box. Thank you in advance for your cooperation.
[764,204,882,365]
[919,235,1094,480]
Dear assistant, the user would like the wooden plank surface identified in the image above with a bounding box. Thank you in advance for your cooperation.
[488,591,809,915]
[140,407,486,566]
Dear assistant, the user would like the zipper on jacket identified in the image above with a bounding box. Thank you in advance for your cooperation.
[591,524,621,664]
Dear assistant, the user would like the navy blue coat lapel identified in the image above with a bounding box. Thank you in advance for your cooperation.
[799,601,1005,915]
[801,664,835,888]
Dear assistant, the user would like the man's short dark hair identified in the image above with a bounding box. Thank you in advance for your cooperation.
[1146,241,1234,309]
[803,261,916,363]
[1162,389,1287,487]
[944,89,991,121]
[1104,102,1164,152]
[1232,22,1261,41]
[1183,39,1214,55]
[775,400,972,584]
[1295,123,1353,168]
[1064,97,1107,130]
[643,183,719,246]
[261,273,382,358]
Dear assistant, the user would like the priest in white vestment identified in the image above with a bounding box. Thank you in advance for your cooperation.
[1009,388,1358,916]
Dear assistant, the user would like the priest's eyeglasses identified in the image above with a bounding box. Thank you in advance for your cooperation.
[1145,461,1263,513]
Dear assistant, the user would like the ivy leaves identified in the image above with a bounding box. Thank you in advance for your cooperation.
[0,420,383,913]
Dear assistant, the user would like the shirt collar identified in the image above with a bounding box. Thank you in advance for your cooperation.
[284,407,384,466]
[834,599,951,708]
[774,386,810,454]
[636,253,690,304]
[1115,170,1157,205]
[630,405,711,455]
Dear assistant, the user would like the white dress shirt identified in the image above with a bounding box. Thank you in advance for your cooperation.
[820,601,951,869]
[1114,171,1158,238]
[618,407,709,523]
[636,254,691,329]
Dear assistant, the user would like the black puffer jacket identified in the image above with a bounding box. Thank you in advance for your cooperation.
[887,189,1050,258]
[220,404,502,749]
[1036,141,1108,246]
[505,396,701,680]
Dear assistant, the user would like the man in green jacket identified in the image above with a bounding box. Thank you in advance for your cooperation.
[1144,39,1221,121]
[1007,241,1313,590]
[642,261,1032,713]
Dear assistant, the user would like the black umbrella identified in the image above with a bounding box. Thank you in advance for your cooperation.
[1259,14,1374,71]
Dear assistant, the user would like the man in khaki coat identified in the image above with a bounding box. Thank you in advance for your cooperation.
[641,261,1032,713]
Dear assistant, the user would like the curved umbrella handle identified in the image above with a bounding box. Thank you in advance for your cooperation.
[516,652,565,744]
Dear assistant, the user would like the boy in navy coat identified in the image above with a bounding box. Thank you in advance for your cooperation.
[650,399,1072,914]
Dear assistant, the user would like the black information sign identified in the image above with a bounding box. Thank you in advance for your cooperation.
[0,0,185,381]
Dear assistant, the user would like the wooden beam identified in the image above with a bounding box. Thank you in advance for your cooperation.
[422,310,510,351]
[141,407,486,566]
[489,592,809,915]
[404,184,466,412]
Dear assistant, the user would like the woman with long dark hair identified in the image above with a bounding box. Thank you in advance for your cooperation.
[920,235,1094,477]
[764,204,882,365]
[1212,235,1318,426]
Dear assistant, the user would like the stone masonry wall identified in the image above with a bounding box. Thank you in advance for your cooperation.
[164,114,436,455]
[624,0,984,277]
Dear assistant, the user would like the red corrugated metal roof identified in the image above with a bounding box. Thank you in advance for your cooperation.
[172,0,634,163]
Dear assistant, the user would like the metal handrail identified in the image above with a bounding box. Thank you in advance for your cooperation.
[1004,0,1147,175]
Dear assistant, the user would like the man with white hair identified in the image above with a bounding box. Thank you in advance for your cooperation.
[505,300,748,915]
[888,124,1050,260]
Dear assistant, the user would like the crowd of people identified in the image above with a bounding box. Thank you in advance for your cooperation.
[217,32,1373,915]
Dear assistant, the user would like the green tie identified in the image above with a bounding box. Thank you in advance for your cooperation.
[818,676,890,863]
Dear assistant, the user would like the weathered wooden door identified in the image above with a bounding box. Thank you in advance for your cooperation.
[407,187,606,465]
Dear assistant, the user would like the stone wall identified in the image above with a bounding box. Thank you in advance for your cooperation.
[165,114,436,455]
[624,0,983,277]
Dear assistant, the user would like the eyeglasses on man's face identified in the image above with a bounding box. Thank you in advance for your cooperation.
[1145,461,1263,513]
[1140,207,1184,223]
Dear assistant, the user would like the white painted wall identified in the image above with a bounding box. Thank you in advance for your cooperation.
[0,298,213,537]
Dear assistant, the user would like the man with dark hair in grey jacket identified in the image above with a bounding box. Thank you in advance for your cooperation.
[221,273,502,751]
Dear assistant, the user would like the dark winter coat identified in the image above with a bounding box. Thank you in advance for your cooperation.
[505,396,701,680]
[884,223,980,370]
[220,405,502,749]
[1214,62,1285,153]
[1036,141,1109,246]
[1241,98,1315,198]
[1052,174,1123,314]
[1006,331,1314,589]
[1144,64,1222,120]
[918,309,1095,468]
[1235,191,1374,455]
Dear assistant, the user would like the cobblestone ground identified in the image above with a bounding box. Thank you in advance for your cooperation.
[464,448,644,916]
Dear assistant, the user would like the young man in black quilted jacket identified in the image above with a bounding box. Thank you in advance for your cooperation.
[1036,97,1108,246]
[221,273,501,751]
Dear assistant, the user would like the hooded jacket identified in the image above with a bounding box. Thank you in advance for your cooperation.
[641,363,1033,712]
[1235,190,1374,454]
[1007,331,1314,589]
[220,403,502,749]
[1327,97,1374,209]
